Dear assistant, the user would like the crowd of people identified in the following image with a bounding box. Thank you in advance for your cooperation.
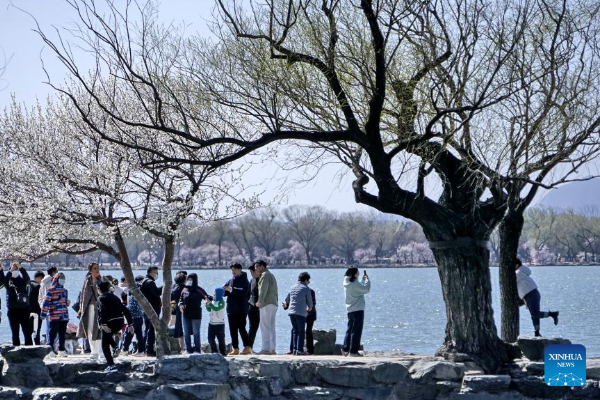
[0,260,368,372]
[0,257,560,372]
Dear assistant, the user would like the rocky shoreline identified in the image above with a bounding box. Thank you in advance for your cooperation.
[0,338,598,399]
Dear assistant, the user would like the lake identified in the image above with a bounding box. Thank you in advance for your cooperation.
[2,266,598,356]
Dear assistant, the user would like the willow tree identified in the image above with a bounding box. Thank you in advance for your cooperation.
[34,0,600,371]
[490,0,600,342]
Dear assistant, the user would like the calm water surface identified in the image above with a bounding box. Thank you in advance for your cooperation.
[2,266,598,356]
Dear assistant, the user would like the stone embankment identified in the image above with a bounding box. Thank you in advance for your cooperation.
[0,337,598,399]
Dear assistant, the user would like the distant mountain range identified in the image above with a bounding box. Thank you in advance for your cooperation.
[539,179,600,210]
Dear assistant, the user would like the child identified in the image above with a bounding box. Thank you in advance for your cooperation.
[41,273,70,357]
[206,288,226,356]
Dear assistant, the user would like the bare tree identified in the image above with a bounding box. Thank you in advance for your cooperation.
[245,207,281,257]
[283,205,333,265]
[331,212,373,263]
[495,0,600,341]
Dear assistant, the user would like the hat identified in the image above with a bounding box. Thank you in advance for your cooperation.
[214,287,225,302]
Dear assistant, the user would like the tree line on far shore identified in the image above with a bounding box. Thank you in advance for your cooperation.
[31,204,600,269]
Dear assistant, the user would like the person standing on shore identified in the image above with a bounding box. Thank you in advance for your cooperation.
[141,266,162,357]
[516,258,559,337]
[77,262,103,359]
[97,280,134,373]
[178,273,209,354]
[247,264,260,353]
[342,267,370,357]
[1,262,33,346]
[282,272,313,356]
[28,270,45,345]
[306,287,317,355]
[255,260,278,355]
[41,272,70,357]
[170,273,187,353]
[223,263,252,355]
[39,266,58,346]
[121,275,145,356]
[206,287,227,356]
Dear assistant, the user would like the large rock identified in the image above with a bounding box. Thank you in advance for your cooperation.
[316,365,372,388]
[155,353,228,383]
[283,386,344,400]
[313,329,336,355]
[372,362,410,384]
[255,360,294,387]
[516,337,571,361]
[570,380,600,400]
[115,380,158,397]
[149,383,230,400]
[0,386,31,400]
[229,376,284,400]
[587,358,600,380]
[409,359,464,382]
[461,375,511,394]
[0,345,53,388]
[31,387,101,400]
[73,370,128,384]
[0,345,52,362]
[511,375,569,399]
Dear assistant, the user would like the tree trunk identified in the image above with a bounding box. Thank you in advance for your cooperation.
[498,213,524,343]
[430,239,507,373]
[113,230,171,356]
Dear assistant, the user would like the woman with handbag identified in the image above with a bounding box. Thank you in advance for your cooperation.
[0,262,33,346]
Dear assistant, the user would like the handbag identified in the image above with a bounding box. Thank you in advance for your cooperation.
[14,286,29,305]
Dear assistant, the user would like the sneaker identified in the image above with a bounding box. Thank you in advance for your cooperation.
[104,365,118,373]
[348,353,363,357]
[112,348,121,359]
[241,346,253,355]
[295,351,308,356]
[131,351,144,357]
[145,351,156,357]
[550,311,559,325]
[58,351,68,358]
[341,350,349,357]
[228,348,240,356]
[285,351,293,355]
[257,350,271,355]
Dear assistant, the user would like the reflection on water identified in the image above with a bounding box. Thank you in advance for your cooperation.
[2,266,598,356]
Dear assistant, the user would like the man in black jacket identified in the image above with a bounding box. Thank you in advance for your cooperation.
[97,280,133,373]
[0,262,33,346]
[28,271,45,345]
[140,266,161,357]
[223,263,251,355]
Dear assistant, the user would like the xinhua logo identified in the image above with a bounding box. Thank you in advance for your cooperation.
[545,344,586,386]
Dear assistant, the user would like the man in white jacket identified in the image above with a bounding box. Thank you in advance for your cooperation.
[38,267,59,345]
[516,258,559,337]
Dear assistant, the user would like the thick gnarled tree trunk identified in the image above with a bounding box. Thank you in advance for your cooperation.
[498,213,525,342]
[428,236,506,373]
